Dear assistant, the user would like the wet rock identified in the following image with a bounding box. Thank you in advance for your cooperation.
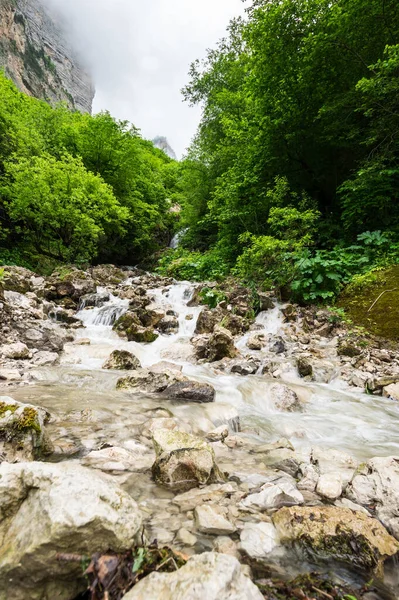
[316,473,343,500]
[81,446,151,473]
[31,351,59,366]
[297,356,313,378]
[157,315,179,333]
[337,341,362,357]
[206,425,229,442]
[103,350,141,371]
[258,292,275,311]
[195,309,219,334]
[273,505,399,574]
[382,383,399,401]
[0,369,22,382]
[136,307,165,328]
[123,552,264,600]
[151,429,225,491]
[0,461,142,600]
[151,361,183,373]
[239,522,279,559]
[0,397,52,462]
[270,384,302,412]
[346,456,399,539]
[269,336,286,354]
[195,504,236,535]
[79,291,110,308]
[2,266,34,293]
[247,334,265,351]
[231,361,258,376]
[173,483,237,512]
[0,342,30,360]
[223,313,250,335]
[366,375,399,393]
[162,380,215,403]
[282,304,297,322]
[240,476,304,511]
[113,312,158,343]
[205,326,237,362]
[117,369,183,394]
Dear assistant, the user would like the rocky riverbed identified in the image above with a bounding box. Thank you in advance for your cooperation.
[1,264,399,600]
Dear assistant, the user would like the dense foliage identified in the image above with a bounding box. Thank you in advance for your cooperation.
[0,73,180,268]
[163,0,399,302]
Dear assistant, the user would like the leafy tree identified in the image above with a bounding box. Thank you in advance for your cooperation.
[3,154,128,262]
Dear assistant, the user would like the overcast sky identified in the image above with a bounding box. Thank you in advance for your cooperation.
[43,0,246,158]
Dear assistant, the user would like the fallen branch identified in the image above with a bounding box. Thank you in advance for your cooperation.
[367,288,398,313]
[311,586,334,600]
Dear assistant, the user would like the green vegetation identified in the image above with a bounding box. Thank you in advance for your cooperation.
[159,0,399,303]
[2,0,399,307]
[0,72,180,269]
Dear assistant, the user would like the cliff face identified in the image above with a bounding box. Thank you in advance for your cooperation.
[153,136,177,160]
[0,0,94,112]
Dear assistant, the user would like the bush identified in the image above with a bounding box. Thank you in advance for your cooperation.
[155,247,230,281]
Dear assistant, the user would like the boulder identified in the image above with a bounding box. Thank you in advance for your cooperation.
[231,361,258,376]
[296,356,313,377]
[258,292,275,311]
[113,312,158,343]
[117,369,183,393]
[270,384,302,412]
[205,326,237,362]
[273,505,399,574]
[247,334,265,351]
[2,266,33,293]
[103,350,141,371]
[195,504,236,535]
[162,380,215,403]
[239,522,279,559]
[240,475,304,511]
[158,315,179,333]
[337,341,362,357]
[31,351,59,366]
[152,429,225,491]
[0,342,30,360]
[311,447,358,486]
[124,552,263,600]
[0,397,52,462]
[136,307,166,328]
[383,383,399,401]
[346,456,399,539]
[269,336,286,354]
[0,461,142,600]
[195,309,220,334]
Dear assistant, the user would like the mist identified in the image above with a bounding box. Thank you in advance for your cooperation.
[42,0,246,158]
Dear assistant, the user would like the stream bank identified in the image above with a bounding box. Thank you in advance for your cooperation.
[1,264,399,599]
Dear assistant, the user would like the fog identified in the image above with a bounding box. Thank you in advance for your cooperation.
[43,0,246,158]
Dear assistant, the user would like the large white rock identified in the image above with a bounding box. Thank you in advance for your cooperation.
[0,461,142,600]
[346,456,399,539]
[240,522,279,559]
[311,446,358,485]
[240,476,303,511]
[123,552,264,600]
[0,342,30,359]
[195,504,236,535]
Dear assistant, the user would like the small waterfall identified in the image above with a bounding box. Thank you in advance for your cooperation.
[77,293,129,327]
[78,291,110,310]
[89,304,127,326]
[169,228,188,249]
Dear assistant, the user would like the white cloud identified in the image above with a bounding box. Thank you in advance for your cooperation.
[43,0,246,158]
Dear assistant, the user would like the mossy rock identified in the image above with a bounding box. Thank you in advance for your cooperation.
[0,397,53,461]
[338,266,399,341]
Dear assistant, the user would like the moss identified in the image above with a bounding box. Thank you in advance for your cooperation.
[338,265,399,341]
[0,402,18,417]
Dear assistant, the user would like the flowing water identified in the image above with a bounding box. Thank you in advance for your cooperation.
[7,279,399,594]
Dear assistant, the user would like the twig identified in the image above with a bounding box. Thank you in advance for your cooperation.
[367,288,398,313]
[311,586,334,600]
[56,552,85,563]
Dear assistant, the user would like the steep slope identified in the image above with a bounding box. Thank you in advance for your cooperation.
[0,0,94,112]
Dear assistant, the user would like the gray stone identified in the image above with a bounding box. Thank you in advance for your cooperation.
[1,342,30,360]
[240,477,304,511]
[103,349,141,371]
[316,473,343,500]
[163,380,215,403]
[270,384,302,412]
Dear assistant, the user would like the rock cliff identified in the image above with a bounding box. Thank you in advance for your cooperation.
[0,0,94,112]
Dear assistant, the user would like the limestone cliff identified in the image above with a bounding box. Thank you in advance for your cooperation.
[153,136,177,160]
[0,0,94,112]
